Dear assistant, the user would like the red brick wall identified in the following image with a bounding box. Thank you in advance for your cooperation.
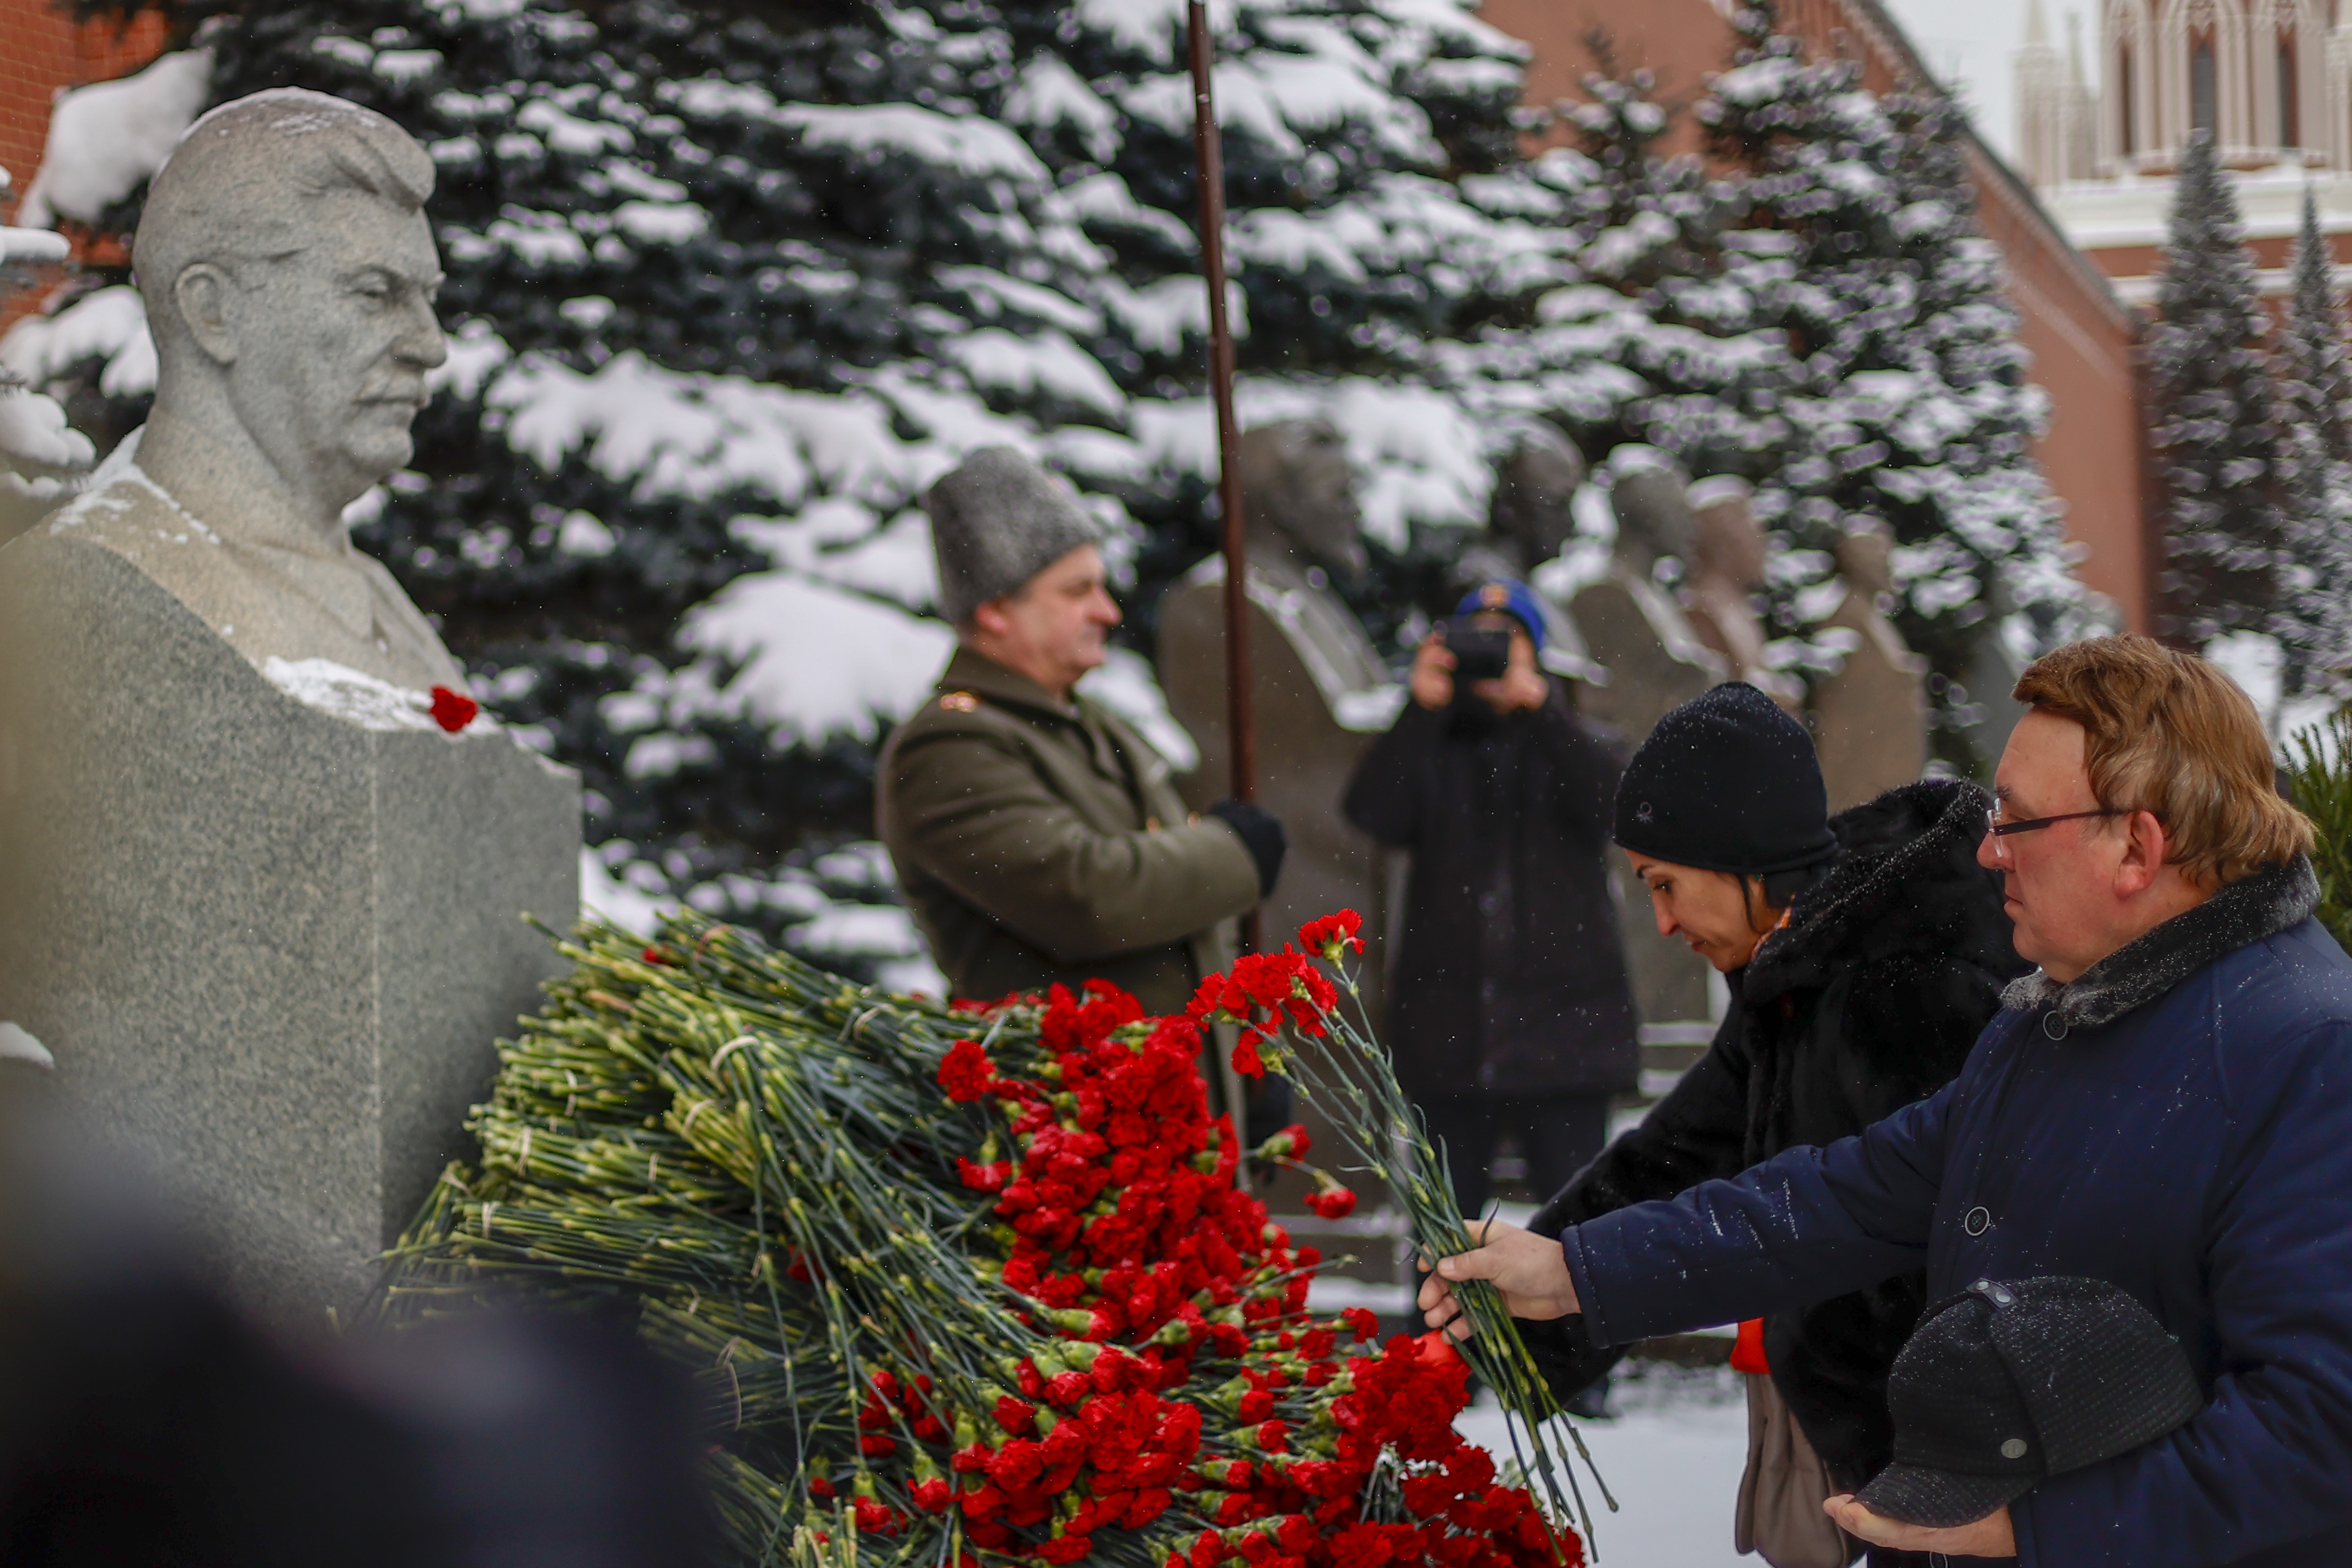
[0,3,167,220]
[1483,0,1726,160]
[1969,153,2155,628]
[1,2,167,331]
[2086,232,2352,282]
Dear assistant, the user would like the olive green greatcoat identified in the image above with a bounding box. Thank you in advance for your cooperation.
[877,646,1259,1015]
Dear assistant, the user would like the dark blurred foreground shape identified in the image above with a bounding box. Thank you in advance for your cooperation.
[0,1082,714,1568]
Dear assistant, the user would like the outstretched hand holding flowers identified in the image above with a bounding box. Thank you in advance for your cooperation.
[1185,911,1614,1544]
[1415,1221,1583,1339]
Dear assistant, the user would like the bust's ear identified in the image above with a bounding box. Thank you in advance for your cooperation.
[171,264,240,367]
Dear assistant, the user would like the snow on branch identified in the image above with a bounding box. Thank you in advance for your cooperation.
[17,51,213,230]
[487,351,909,505]
[0,286,155,398]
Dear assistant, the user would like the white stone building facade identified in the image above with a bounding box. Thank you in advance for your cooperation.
[2015,0,2352,305]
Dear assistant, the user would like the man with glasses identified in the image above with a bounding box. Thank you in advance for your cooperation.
[1422,636,2352,1568]
[1511,680,2020,1566]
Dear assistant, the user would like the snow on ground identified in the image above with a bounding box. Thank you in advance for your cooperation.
[790,899,925,960]
[1456,1365,1752,1568]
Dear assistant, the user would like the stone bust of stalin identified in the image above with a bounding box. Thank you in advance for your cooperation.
[40,89,461,692]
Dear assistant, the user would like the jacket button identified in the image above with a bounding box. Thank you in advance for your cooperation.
[2043,1011,2069,1041]
[1964,1206,1992,1237]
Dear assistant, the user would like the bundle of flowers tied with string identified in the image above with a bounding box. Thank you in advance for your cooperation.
[374,909,1610,1568]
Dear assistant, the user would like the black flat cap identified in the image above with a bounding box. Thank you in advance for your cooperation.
[1858,1277,2204,1528]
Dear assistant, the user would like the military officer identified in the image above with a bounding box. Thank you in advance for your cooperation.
[878,447,1285,1015]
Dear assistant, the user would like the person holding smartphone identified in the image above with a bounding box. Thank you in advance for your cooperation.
[1342,580,1638,1222]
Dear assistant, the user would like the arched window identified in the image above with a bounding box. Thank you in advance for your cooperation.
[2192,35,2217,135]
[2280,34,2300,148]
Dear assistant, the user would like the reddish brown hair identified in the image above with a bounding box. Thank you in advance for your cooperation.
[2012,635,2313,885]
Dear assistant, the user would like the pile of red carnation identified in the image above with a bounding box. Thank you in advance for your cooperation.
[919,970,1580,1568]
[383,911,1585,1568]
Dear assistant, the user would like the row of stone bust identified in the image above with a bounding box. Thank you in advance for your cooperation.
[1155,417,1939,1031]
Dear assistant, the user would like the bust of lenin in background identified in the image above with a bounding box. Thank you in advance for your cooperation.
[37,88,462,692]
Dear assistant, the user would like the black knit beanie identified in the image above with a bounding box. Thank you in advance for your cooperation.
[1613,682,1838,875]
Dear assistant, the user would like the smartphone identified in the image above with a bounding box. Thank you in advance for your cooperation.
[1445,625,1513,682]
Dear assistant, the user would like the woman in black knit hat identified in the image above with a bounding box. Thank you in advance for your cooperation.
[1525,682,2023,1568]
[1608,682,1842,971]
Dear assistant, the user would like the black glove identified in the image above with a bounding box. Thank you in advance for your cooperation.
[1207,798,1286,898]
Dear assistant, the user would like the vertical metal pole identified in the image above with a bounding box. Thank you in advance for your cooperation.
[1187,0,1260,960]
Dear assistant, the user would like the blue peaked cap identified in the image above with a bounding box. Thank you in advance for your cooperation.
[1453,579,1548,656]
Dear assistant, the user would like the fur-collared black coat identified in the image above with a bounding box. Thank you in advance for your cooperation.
[1525,777,2026,1489]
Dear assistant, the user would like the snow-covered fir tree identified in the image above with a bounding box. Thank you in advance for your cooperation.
[2271,185,2352,697]
[1452,5,2090,772]
[0,167,89,536]
[1671,1,2089,769]
[8,0,1575,980]
[1556,41,1721,294]
[1548,44,1790,478]
[2146,130,2288,646]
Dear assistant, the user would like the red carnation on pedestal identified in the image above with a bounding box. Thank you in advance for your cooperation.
[428,685,479,733]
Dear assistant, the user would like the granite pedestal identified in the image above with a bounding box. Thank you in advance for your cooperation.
[1808,532,1929,813]
[1570,566,1721,1027]
[0,534,579,1328]
[1158,552,1400,1024]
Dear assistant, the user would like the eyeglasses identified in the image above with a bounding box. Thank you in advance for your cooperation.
[1983,806,2124,859]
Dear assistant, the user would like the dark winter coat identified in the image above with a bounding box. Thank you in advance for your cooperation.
[1341,680,1636,1099]
[1526,778,2024,1487]
[1559,857,2352,1568]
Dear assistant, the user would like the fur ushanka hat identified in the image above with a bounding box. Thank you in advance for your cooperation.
[923,448,1103,625]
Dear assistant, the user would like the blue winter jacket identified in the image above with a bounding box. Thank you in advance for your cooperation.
[1558,859,2352,1568]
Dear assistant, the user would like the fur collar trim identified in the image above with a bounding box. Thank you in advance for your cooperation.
[1745,777,2012,998]
[2001,857,2320,1031]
